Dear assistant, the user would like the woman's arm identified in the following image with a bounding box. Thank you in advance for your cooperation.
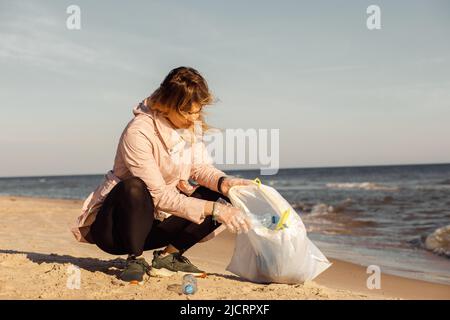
[203,201,214,216]
[189,142,254,196]
[190,141,227,193]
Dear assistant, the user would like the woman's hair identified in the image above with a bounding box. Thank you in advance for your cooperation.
[146,66,215,132]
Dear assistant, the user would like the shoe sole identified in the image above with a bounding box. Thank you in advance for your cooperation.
[150,267,206,278]
[121,271,151,285]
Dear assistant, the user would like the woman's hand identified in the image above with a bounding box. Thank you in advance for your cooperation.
[213,203,252,234]
[220,177,254,197]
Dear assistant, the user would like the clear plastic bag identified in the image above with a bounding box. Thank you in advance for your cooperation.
[226,179,332,284]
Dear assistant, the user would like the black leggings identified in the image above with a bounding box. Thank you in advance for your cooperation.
[89,177,228,256]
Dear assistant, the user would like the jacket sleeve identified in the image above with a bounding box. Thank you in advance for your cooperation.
[119,127,207,224]
[190,140,226,193]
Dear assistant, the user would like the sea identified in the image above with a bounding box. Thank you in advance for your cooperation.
[1,163,449,285]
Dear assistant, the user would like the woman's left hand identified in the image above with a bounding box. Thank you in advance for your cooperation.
[220,177,254,196]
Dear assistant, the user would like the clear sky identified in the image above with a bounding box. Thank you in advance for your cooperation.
[1,0,449,177]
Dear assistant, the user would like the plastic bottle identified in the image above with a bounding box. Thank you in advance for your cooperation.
[258,213,279,229]
[182,274,198,295]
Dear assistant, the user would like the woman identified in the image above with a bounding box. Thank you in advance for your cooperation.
[71,67,253,283]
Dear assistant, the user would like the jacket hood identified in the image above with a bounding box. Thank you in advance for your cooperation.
[132,102,187,155]
[133,101,154,118]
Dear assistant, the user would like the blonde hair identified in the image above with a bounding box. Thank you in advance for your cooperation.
[146,67,216,132]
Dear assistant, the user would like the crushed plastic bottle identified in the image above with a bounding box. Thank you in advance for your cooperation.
[182,274,197,295]
[258,213,280,229]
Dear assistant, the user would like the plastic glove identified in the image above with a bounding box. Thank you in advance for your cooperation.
[220,177,254,197]
[213,199,252,234]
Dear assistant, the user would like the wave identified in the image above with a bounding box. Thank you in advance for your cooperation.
[425,225,450,258]
[326,182,398,191]
[310,203,334,216]
[292,198,356,216]
[437,178,450,185]
[298,199,377,236]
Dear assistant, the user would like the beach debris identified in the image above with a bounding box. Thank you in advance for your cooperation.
[167,283,183,295]
[425,224,450,258]
[182,274,198,295]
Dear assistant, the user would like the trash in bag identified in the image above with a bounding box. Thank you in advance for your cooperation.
[226,178,332,284]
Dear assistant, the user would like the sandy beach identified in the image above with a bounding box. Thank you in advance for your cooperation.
[0,195,448,300]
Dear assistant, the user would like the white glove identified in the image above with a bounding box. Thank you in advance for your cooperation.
[212,198,252,234]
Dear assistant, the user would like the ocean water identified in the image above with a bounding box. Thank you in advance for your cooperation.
[1,163,449,284]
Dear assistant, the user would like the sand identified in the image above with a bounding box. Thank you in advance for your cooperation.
[0,196,449,300]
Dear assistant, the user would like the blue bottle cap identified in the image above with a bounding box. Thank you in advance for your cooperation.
[184,284,194,294]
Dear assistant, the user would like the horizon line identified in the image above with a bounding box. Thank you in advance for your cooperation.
[1,161,449,179]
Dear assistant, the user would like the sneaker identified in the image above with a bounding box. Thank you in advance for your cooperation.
[150,250,206,277]
[119,256,151,283]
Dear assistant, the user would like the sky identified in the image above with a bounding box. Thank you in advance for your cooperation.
[0,0,449,177]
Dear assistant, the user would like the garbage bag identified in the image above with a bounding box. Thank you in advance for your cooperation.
[226,179,332,284]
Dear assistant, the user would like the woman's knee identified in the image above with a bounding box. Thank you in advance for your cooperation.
[122,177,148,197]
[120,177,154,206]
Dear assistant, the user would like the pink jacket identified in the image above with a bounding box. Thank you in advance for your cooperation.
[71,102,227,243]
